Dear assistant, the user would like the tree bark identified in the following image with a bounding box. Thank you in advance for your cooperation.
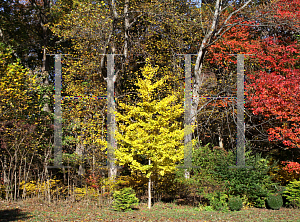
[124,0,129,60]
[148,159,152,210]
[36,0,51,112]
[191,0,253,145]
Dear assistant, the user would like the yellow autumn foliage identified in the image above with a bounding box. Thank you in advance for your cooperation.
[19,179,62,197]
[115,59,190,178]
[0,43,37,119]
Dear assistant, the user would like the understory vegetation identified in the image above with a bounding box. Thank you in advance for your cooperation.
[1,0,300,221]
[1,143,300,216]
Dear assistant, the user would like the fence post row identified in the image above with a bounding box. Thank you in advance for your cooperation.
[181,54,250,169]
[49,54,251,171]
[48,54,119,174]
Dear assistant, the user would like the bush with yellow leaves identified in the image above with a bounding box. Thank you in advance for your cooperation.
[19,178,64,198]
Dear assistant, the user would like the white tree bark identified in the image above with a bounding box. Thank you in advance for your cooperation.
[148,159,152,210]
[180,0,252,177]
[124,0,129,59]
[191,0,253,144]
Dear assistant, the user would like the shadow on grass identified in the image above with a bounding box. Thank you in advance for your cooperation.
[0,208,32,222]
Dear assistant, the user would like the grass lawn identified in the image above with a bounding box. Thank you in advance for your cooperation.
[1,198,300,222]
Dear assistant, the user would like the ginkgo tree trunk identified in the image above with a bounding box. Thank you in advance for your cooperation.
[114,59,186,209]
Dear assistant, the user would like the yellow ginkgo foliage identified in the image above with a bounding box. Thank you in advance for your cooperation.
[115,59,185,209]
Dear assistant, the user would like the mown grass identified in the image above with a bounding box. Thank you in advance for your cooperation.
[1,198,300,222]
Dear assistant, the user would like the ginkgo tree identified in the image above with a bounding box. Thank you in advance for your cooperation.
[114,59,187,209]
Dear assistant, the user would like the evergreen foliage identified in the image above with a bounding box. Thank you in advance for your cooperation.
[214,149,278,208]
[228,196,243,211]
[283,180,300,208]
[112,187,139,212]
[204,191,229,212]
[266,194,283,210]
[193,144,278,208]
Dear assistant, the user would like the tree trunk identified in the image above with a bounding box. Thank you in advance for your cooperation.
[124,0,129,60]
[76,130,85,175]
[42,47,50,112]
[40,0,51,113]
[218,126,224,148]
[191,0,252,148]
[148,159,151,209]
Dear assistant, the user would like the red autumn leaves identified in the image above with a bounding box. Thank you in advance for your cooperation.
[206,0,300,150]
[246,36,300,149]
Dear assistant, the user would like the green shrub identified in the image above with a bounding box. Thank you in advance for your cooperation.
[192,143,231,188]
[266,194,283,210]
[192,143,234,208]
[213,147,278,208]
[203,191,228,212]
[283,180,300,208]
[228,196,243,211]
[191,143,279,208]
[112,187,139,212]
[204,206,214,211]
